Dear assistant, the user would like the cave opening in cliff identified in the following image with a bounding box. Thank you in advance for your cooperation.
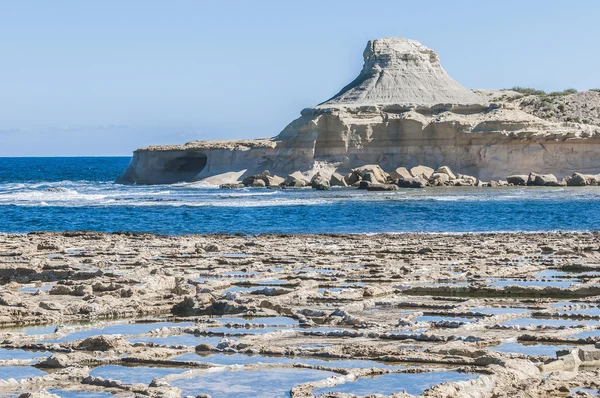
[165,152,208,174]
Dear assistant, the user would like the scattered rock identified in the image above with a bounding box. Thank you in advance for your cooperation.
[282,171,309,187]
[436,166,456,180]
[390,167,412,181]
[329,172,348,187]
[310,172,330,190]
[410,165,434,180]
[507,175,528,186]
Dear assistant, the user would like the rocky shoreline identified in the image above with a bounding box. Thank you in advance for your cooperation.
[1,231,600,397]
[222,164,600,191]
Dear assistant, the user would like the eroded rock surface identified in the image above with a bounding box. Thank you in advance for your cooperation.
[1,232,600,396]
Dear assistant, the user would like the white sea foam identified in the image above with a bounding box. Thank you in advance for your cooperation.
[1,181,600,208]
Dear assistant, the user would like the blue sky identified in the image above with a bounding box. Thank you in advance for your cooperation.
[1,0,599,156]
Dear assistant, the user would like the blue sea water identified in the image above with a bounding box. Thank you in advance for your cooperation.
[2,157,600,234]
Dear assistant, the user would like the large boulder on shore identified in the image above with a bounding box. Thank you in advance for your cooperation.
[410,165,434,180]
[352,165,388,184]
[429,172,449,186]
[390,167,412,181]
[534,174,559,186]
[311,172,330,190]
[397,176,428,188]
[282,172,309,187]
[330,172,348,187]
[506,175,528,186]
[366,183,398,191]
[435,166,456,180]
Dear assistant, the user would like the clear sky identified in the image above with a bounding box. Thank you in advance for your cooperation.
[1,0,599,156]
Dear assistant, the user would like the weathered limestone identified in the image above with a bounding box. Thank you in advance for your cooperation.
[112,38,600,184]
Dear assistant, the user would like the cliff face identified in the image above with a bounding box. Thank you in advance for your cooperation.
[117,38,600,185]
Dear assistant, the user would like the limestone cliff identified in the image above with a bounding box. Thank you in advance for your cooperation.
[117,38,600,184]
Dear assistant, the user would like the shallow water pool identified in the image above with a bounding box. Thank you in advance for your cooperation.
[312,371,478,396]
[171,367,337,397]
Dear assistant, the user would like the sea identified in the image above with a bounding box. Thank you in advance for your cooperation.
[1,157,600,235]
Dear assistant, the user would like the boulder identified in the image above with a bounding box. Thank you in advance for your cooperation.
[527,172,539,186]
[366,184,398,191]
[506,175,528,186]
[362,172,378,183]
[389,167,412,181]
[220,183,245,189]
[353,165,388,184]
[310,172,330,190]
[409,165,434,180]
[567,172,598,186]
[330,172,348,187]
[264,175,284,187]
[457,174,477,185]
[397,176,428,188]
[282,172,309,187]
[358,181,371,190]
[567,173,586,186]
[534,174,559,186]
[242,170,270,187]
[577,345,600,362]
[77,335,129,351]
[19,393,60,398]
[435,166,456,180]
[344,171,361,185]
[429,172,449,186]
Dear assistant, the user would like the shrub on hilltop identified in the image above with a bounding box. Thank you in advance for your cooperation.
[505,87,547,96]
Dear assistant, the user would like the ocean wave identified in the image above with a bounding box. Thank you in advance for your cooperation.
[1,180,600,208]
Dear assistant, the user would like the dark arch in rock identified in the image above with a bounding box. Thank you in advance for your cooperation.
[165,152,208,175]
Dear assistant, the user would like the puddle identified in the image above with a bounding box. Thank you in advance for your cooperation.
[571,387,599,395]
[171,368,337,397]
[221,253,253,258]
[89,365,188,384]
[318,288,347,295]
[19,284,53,294]
[47,390,114,398]
[214,317,297,326]
[195,277,219,283]
[222,271,260,277]
[0,348,52,360]
[501,318,600,328]
[43,321,194,343]
[570,330,600,339]
[221,286,264,295]
[488,278,581,289]
[129,334,226,347]
[316,269,335,275]
[295,343,334,349]
[0,366,47,380]
[255,279,286,285]
[173,353,404,369]
[489,342,574,356]
[208,327,291,336]
[312,371,478,396]
[415,315,477,324]
[1,324,58,335]
[470,307,530,315]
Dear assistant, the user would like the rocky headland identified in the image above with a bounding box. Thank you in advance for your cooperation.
[117,38,600,186]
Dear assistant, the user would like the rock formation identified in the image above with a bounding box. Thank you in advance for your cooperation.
[117,38,600,184]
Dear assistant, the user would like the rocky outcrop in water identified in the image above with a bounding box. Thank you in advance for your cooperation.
[117,38,600,185]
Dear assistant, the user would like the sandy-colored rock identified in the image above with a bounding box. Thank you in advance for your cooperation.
[390,167,412,181]
[506,175,528,186]
[410,165,435,180]
[436,166,456,180]
[330,173,348,187]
